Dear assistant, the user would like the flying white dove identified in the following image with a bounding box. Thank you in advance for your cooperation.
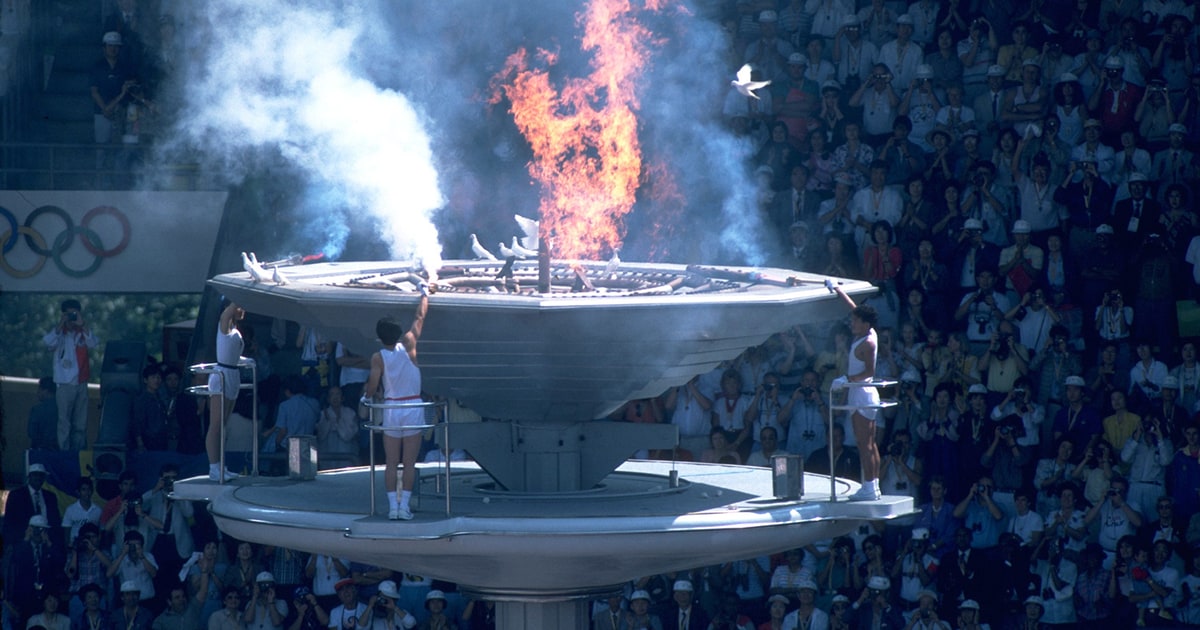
[470,233,497,260]
[604,248,621,276]
[241,252,272,283]
[272,266,289,285]
[498,240,522,259]
[732,64,771,100]
[514,214,539,251]
[511,237,538,259]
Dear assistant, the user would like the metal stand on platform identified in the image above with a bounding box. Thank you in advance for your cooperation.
[826,379,898,501]
[360,399,450,516]
[187,357,258,483]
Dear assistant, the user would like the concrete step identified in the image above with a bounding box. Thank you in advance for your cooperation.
[45,69,91,94]
[50,44,101,72]
[36,92,93,121]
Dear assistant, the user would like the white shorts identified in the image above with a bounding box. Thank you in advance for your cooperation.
[208,366,240,402]
[382,405,423,439]
[848,386,880,421]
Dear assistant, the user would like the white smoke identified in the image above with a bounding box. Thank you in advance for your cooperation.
[168,0,444,267]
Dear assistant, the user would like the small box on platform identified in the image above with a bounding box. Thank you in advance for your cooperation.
[772,454,803,499]
[288,436,318,480]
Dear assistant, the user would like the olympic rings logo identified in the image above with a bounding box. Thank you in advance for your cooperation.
[0,205,131,278]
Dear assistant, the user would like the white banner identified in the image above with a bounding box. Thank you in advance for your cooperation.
[0,191,227,293]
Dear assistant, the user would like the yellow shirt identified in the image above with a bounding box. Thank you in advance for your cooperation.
[1103,411,1141,452]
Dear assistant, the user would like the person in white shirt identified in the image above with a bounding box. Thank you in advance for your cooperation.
[62,476,102,544]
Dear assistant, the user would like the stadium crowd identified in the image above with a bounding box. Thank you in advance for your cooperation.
[12,0,1200,628]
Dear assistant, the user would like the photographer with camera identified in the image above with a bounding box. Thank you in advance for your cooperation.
[891,528,938,609]
[142,464,194,601]
[953,477,1005,550]
[41,297,99,451]
[1135,79,1175,149]
[1085,477,1144,558]
[982,410,1032,519]
[849,64,900,143]
[242,572,287,630]
[781,369,828,459]
[289,586,329,630]
[1121,413,1174,520]
[955,269,1010,356]
[65,522,112,609]
[1087,54,1143,147]
[991,376,1043,450]
[106,530,158,607]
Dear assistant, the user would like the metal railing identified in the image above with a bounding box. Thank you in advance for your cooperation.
[186,357,258,483]
[360,399,451,517]
[0,142,212,190]
[827,380,898,501]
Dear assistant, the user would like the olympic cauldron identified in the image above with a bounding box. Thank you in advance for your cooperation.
[187,258,911,626]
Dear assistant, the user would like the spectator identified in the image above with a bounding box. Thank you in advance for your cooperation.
[315,386,360,469]
[113,581,153,630]
[43,298,99,451]
[90,33,138,146]
[132,365,170,452]
[265,374,320,455]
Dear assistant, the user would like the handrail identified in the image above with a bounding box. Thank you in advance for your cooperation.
[359,399,451,518]
[187,357,258,483]
[827,379,898,501]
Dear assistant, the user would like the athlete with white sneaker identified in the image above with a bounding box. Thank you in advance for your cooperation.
[829,282,883,501]
[363,288,429,520]
[207,300,244,482]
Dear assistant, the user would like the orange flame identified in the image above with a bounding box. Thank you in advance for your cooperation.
[490,0,665,260]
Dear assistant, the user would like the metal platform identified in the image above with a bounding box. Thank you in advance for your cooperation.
[174,460,913,598]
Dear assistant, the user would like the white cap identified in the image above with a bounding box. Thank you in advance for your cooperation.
[1012,219,1032,234]
[1163,376,1181,390]
[1065,375,1086,387]
[28,514,49,528]
[1057,72,1079,83]
[960,599,981,610]
[378,580,400,599]
[867,576,891,591]
[673,579,694,592]
[425,589,447,602]
[968,384,988,395]
[915,64,934,79]
[256,571,275,583]
[102,31,123,46]
[964,218,984,230]
[1104,56,1125,69]
[768,594,790,605]
[796,579,818,592]
[630,589,651,601]
[1024,595,1045,608]
[986,64,1006,77]
[917,589,938,602]
[27,463,47,475]
[897,13,914,24]
[1096,224,1114,235]
[1170,123,1188,134]
[120,580,140,593]
[788,52,809,66]
[841,14,860,26]
[1129,172,1149,183]
[759,10,778,23]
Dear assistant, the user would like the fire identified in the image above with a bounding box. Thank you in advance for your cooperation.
[490,0,667,260]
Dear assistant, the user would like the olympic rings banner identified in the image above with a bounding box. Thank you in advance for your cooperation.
[0,191,228,292]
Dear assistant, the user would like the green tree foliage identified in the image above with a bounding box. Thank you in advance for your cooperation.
[0,293,200,380]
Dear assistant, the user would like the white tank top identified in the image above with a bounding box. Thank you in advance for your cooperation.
[216,325,243,367]
[381,344,420,400]
[848,331,875,380]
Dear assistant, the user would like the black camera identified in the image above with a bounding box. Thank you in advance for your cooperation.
[800,387,815,397]
[999,425,1012,436]
[1107,488,1118,497]
[67,311,79,321]
[162,477,174,492]
[889,442,904,456]
[374,601,389,617]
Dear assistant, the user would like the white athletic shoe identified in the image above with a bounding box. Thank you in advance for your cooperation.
[389,507,413,521]
[848,485,881,502]
[208,468,240,482]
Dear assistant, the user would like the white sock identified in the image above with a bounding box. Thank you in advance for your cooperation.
[399,490,412,510]
[210,463,220,475]
[867,479,879,493]
[387,491,398,511]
